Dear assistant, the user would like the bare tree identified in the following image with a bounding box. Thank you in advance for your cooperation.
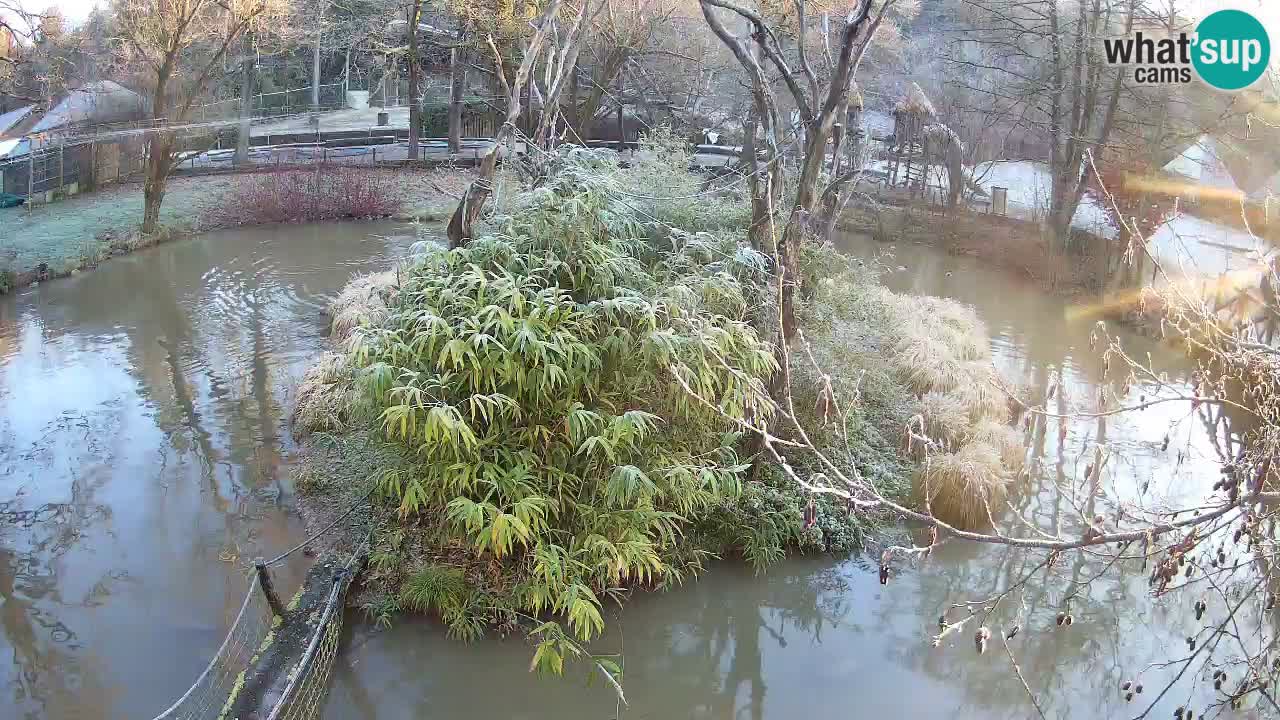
[447,27,466,153]
[405,0,423,159]
[446,0,600,247]
[114,0,283,234]
[942,0,1137,251]
[531,0,602,149]
[699,0,899,369]
[568,0,672,140]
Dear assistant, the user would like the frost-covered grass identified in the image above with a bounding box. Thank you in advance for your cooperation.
[800,255,1025,531]
[0,168,470,292]
[1,175,236,283]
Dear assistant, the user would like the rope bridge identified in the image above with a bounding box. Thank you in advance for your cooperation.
[150,536,365,720]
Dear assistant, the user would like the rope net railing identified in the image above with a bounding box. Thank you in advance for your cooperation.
[266,569,355,720]
[150,528,365,720]
[152,572,275,720]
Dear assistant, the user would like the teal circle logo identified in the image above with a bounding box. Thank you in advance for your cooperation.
[1193,9,1270,91]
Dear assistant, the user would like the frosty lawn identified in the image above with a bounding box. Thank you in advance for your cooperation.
[0,169,470,291]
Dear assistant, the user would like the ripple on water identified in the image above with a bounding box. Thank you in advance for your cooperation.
[0,220,421,720]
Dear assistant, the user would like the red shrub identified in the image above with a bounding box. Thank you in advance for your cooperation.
[224,165,403,225]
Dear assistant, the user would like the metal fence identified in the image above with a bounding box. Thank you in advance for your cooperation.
[265,569,354,720]
[191,83,349,123]
[0,136,146,204]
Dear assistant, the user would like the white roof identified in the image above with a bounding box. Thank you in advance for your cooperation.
[1163,135,1240,192]
[0,137,29,159]
[0,105,35,136]
[29,81,144,133]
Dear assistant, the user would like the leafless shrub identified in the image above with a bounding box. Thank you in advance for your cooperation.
[223,166,403,226]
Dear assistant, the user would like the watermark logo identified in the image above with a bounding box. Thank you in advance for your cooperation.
[1102,8,1270,90]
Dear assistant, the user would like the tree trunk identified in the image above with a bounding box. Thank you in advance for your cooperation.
[142,132,172,235]
[575,51,626,141]
[615,98,624,153]
[532,0,598,152]
[235,34,253,166]
[311,18,322,109]
[447,0,567,248]
[818,118,847,242]
[142,66,174,236]
[774,126,835,344]
[741,104,767,251]
[448,44,465,153]
[406,0,422,160]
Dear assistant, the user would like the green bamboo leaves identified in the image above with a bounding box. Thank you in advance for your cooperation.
[354,152,776,653]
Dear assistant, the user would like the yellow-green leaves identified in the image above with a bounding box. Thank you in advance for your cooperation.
[350,151,779,673]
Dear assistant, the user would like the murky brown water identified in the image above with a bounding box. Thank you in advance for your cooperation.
[0,221,420,720]
[1,224,1253,720]
[321,233,1249,720]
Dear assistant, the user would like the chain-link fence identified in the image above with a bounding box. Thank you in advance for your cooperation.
[151,573,275,720]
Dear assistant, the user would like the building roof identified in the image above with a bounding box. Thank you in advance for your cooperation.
[0,104,35,136]
[895,82,936,117]
[0,137,30,160]
[1162,134,1241,193]
[28,80,145,134]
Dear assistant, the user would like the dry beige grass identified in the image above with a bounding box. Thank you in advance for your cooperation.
[952,363,1011,422]
[869,287,1027,529]
[894,336,966,394]
[293,351,363,433]
[330,270,398,339]
[916,441,1009,529]
[913,391,970,457]
[293,270,399,434]
[968,420,1027,475]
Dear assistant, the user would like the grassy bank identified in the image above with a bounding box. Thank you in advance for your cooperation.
[0,167,471,294]
[290,139,1025,672]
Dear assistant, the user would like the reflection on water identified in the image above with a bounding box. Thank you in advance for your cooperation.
[323,233,1245,720]
[0,221,420,720]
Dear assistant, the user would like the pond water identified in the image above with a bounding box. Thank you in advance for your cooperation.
[321,232,1248,720]
[0,221,420,720]
[0,223,1249,720]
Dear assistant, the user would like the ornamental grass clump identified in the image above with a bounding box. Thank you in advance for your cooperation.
[829,273,1026,531]
[344,157,777,665]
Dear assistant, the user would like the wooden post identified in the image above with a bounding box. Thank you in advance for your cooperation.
[615,73,624,154]
[254,557,286,616]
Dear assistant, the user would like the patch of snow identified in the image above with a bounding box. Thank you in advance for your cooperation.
[861,109,894,139]
[855,156,1117,238]
[861,158,953,190]
[0,137,28,159]
[30,81,144,133]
